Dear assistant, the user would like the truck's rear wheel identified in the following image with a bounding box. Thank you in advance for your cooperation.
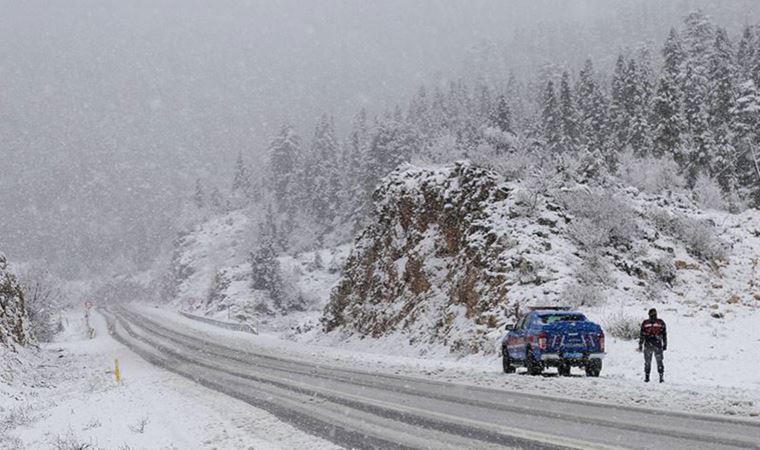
[585,359,602,377]
[558,363,571,376]
[526,350,543,376]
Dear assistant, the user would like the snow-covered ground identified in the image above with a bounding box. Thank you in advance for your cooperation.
[136,304,760,419]
[0,310,338,450]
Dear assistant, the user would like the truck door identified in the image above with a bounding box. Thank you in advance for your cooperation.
[508,316,529,361]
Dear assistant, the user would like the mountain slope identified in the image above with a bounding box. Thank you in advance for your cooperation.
[323,162,760,354]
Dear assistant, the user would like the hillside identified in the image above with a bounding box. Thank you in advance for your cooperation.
[160,208,349,330]
[322,162,760,355]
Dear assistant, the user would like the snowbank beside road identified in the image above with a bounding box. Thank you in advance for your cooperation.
[0,310,338,450]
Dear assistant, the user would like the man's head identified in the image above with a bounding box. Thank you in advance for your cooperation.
[648,308,658,320]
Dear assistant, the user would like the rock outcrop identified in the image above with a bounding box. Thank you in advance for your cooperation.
[323,163,525,353]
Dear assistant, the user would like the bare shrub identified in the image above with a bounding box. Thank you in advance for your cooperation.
[128,416,149,434]
[647,208,727,261]
[562,282,604,308]
[1,406,33,431]
[693,173,727,211]
[474,144,539,181]
[562,189,638,250]
[618,150,685,194]
[604,310,640,340]
[653,254,676,284]
[0,433,22,449]
[576,252,613,287]
[680,218,728,261]
[17,265,66,342]
[83,418,101,431]
[51,432,94,450]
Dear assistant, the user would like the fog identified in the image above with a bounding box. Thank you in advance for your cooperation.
[2,0,760,277]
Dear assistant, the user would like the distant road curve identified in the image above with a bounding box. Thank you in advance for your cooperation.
[100,306,760,450]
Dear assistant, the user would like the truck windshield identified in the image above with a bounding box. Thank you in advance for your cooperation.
[540,314,586,324]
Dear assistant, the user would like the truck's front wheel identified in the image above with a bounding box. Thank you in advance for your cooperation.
[585,359,602,377]
[502,351,515,374]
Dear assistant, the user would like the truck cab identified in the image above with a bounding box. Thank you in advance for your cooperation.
[501,307,605,377]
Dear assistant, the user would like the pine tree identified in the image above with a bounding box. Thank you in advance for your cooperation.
[408,85,432,138]
[541,79,563,154]
[489,94,513,134]
[309,114,341,224]
[682,60,715,184]
[735,25,755,83]
[558,71,580,153]
[653,28,687,159]
[575,59,609,159]
[342,108,370,218]
[365,113,416,196]
[232,152,253,198]
[267,124,302,213]
[663,28,686,80]
[682,10,714,68]
[708,28,736,131]
[732,80,760,206]
[192,178,205,209]
[609,55,631,151]
[249,221,283,308]
[476,81,494,123]
[626,59,653,156]
[505,72,525,131]
[209,187,225,211]
[652,73,685,159]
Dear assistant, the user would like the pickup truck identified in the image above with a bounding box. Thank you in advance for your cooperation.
[501,307,605,377]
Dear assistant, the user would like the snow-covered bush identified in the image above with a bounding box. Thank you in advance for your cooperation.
[650,209,727,261]
[652,254,677,284]
[18,265,66,342]
[692,173,728,211]
[51,431,94,450]
[604,310,640,340]
[0,254,33,348]
[562,281,604,307]
[250,240,283,307]
[575,252,613,287]
[679,218,728,261]
[562,189,638,250]
[618,151,685,194]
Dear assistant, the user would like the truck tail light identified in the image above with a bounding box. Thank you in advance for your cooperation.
[538,332,548,350]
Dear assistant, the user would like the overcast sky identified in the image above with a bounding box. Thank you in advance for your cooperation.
[2,0,760,275]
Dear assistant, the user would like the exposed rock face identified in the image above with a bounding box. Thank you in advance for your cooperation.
[323,163,520,353]
[0,254,32,349]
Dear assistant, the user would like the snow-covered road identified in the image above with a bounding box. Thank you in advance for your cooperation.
[102,304,760,450]
[1,310,338,450]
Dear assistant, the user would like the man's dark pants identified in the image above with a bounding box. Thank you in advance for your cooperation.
[644,346,664,376]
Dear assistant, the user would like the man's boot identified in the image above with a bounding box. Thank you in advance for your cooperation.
[659,373,664,383]
[645,373,650,383]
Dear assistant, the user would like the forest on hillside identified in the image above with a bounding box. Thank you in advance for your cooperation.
[196,11,760,260]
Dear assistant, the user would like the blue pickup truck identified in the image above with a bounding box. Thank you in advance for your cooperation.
[501,307,605,377]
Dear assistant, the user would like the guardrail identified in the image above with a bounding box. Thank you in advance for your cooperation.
[179,310,258,335]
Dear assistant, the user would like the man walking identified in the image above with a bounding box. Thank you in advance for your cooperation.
[639,308,667,383]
